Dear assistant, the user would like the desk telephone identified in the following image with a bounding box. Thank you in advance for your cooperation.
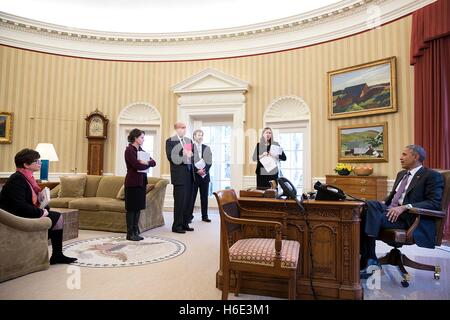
[313,181,346,200]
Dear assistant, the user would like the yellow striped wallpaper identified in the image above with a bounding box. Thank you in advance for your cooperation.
[0,15,414,180]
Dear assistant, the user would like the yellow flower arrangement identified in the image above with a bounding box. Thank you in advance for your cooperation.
[334,163,352,175]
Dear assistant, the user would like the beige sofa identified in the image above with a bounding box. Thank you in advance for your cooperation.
[49,175,169,233]
[0,208,52,283]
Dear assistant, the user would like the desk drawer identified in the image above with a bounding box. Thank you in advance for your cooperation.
[326,176,376,186]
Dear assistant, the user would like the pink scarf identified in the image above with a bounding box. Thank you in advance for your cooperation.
[17,168,41,207]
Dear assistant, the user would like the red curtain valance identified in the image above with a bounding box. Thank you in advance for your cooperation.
[411,0,450,65]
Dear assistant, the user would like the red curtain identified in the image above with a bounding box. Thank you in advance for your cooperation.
[410,0,450,241]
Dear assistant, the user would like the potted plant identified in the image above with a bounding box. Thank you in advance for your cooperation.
[334,163,352,176]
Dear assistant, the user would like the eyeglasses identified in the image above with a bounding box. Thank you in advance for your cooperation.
[33,160,42,165]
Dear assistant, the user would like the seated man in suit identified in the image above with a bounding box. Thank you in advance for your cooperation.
[360,145,444,278]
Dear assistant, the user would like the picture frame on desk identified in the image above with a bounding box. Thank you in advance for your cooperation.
[0,112,13,144]
[338,122,388,163]
[328,57,397,119]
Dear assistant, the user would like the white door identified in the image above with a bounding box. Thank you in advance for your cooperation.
[191,118,233,207]
[116,125,160,177]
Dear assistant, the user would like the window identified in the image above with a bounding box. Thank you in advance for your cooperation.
[277,130,305,193]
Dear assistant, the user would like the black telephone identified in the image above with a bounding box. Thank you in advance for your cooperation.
[313,181,346,201]
[277,177,305,212]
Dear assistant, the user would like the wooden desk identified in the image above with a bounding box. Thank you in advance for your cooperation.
[216,197,364,300]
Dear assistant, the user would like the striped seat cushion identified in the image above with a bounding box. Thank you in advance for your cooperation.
[229,238,300,269]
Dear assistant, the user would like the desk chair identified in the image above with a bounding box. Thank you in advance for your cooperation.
[378,170,450,287]
[214,189,300,300]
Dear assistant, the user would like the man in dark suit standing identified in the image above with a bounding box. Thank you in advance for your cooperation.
[360,145,444,278]
[165,122,195,234]
[189,129,213,223]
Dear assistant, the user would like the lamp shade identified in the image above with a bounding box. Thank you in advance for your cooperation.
[35,143,59,161]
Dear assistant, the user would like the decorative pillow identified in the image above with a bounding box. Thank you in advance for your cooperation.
[116,185,125,200]
[116,184,154,200]
[58,175,87,198]
[146,184,155,194]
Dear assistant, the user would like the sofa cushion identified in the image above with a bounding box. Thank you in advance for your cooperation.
[96,176,125,199]
[49,197,77,208]
[58,175,86,198]
[146,184,155,194]
[116,185,125,200]
[68,197,125,213]
[84,175,103,197]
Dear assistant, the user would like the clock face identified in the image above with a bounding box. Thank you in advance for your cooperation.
[89,117,104,137]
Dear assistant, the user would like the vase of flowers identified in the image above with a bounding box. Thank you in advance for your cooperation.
[334,163,352,176]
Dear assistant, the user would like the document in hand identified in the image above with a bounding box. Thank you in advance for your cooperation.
[259,155,277,172]
[137,151,151,173]
[194,159,207,178]
[39,187,51,209]
[269,144,282,156]
[195,158,206,170]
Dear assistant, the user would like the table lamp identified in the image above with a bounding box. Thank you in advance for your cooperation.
[35,143,59,181]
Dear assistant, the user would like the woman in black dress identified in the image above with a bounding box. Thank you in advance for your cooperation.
[252,127,287,189]
[0,148,77,264]
[124,129,156,241]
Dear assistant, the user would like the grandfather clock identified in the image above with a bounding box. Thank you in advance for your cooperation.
[85,110,108,175]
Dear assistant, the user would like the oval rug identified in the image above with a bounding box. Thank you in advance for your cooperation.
[62,235,185,268]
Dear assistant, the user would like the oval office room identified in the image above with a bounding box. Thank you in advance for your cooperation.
[0,0,449,304]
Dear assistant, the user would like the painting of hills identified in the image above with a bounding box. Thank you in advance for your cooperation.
[338,123,388,162]
[328,57,396,119]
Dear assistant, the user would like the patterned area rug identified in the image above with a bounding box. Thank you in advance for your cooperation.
[63,235,185,268]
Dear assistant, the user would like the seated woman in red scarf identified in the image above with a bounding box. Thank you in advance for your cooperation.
[0,148,77,264]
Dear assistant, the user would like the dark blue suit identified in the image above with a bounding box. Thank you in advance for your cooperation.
[362,167,444,255]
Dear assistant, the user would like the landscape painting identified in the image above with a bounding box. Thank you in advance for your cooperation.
[0,112,13,144]
[338,122,388,162]
[328,57,397,119]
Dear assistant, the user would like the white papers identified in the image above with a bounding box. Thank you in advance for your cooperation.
[269,144,282,156]
[39,187,51,209]
[259,155,277,172]
[195,158,206,170]
[195,159,207,178]
[137,151,151,173]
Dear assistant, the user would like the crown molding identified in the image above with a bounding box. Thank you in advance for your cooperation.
[0,0,435,61]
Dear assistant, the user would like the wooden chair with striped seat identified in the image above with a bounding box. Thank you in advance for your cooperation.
[213,189,300,300]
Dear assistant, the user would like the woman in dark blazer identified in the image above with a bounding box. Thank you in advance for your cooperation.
[0,148,77,264]
[252,127,287,189]
[124,128,156,241]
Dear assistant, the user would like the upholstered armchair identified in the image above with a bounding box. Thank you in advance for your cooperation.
[0,208,52,282]
[213,189,300,300]
[378,170,450,287]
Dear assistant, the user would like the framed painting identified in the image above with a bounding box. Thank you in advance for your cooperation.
[328,57,397,119]
[0,112,13,144]
[338,122,388,162]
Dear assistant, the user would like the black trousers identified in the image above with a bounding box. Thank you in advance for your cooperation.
[191,180,209,219]
[360,201,408,260]
[172,175,194,231]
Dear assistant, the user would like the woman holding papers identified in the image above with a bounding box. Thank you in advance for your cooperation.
[0,148,77,264]
[252,127,286,189]
[124,128,156,241]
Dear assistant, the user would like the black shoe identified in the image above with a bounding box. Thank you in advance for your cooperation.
[172,228,186,234]
[182,225,194,231]
[126,233,142,241]
[360,258,381,279]
[202,217,211,222]
[50,254,77,265]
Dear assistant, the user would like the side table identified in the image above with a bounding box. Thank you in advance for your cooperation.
[50,208,79,242]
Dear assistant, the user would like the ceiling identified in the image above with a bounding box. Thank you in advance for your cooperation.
[0,0,342,33]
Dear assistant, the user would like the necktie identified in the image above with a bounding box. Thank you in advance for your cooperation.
[390,172,411,207]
